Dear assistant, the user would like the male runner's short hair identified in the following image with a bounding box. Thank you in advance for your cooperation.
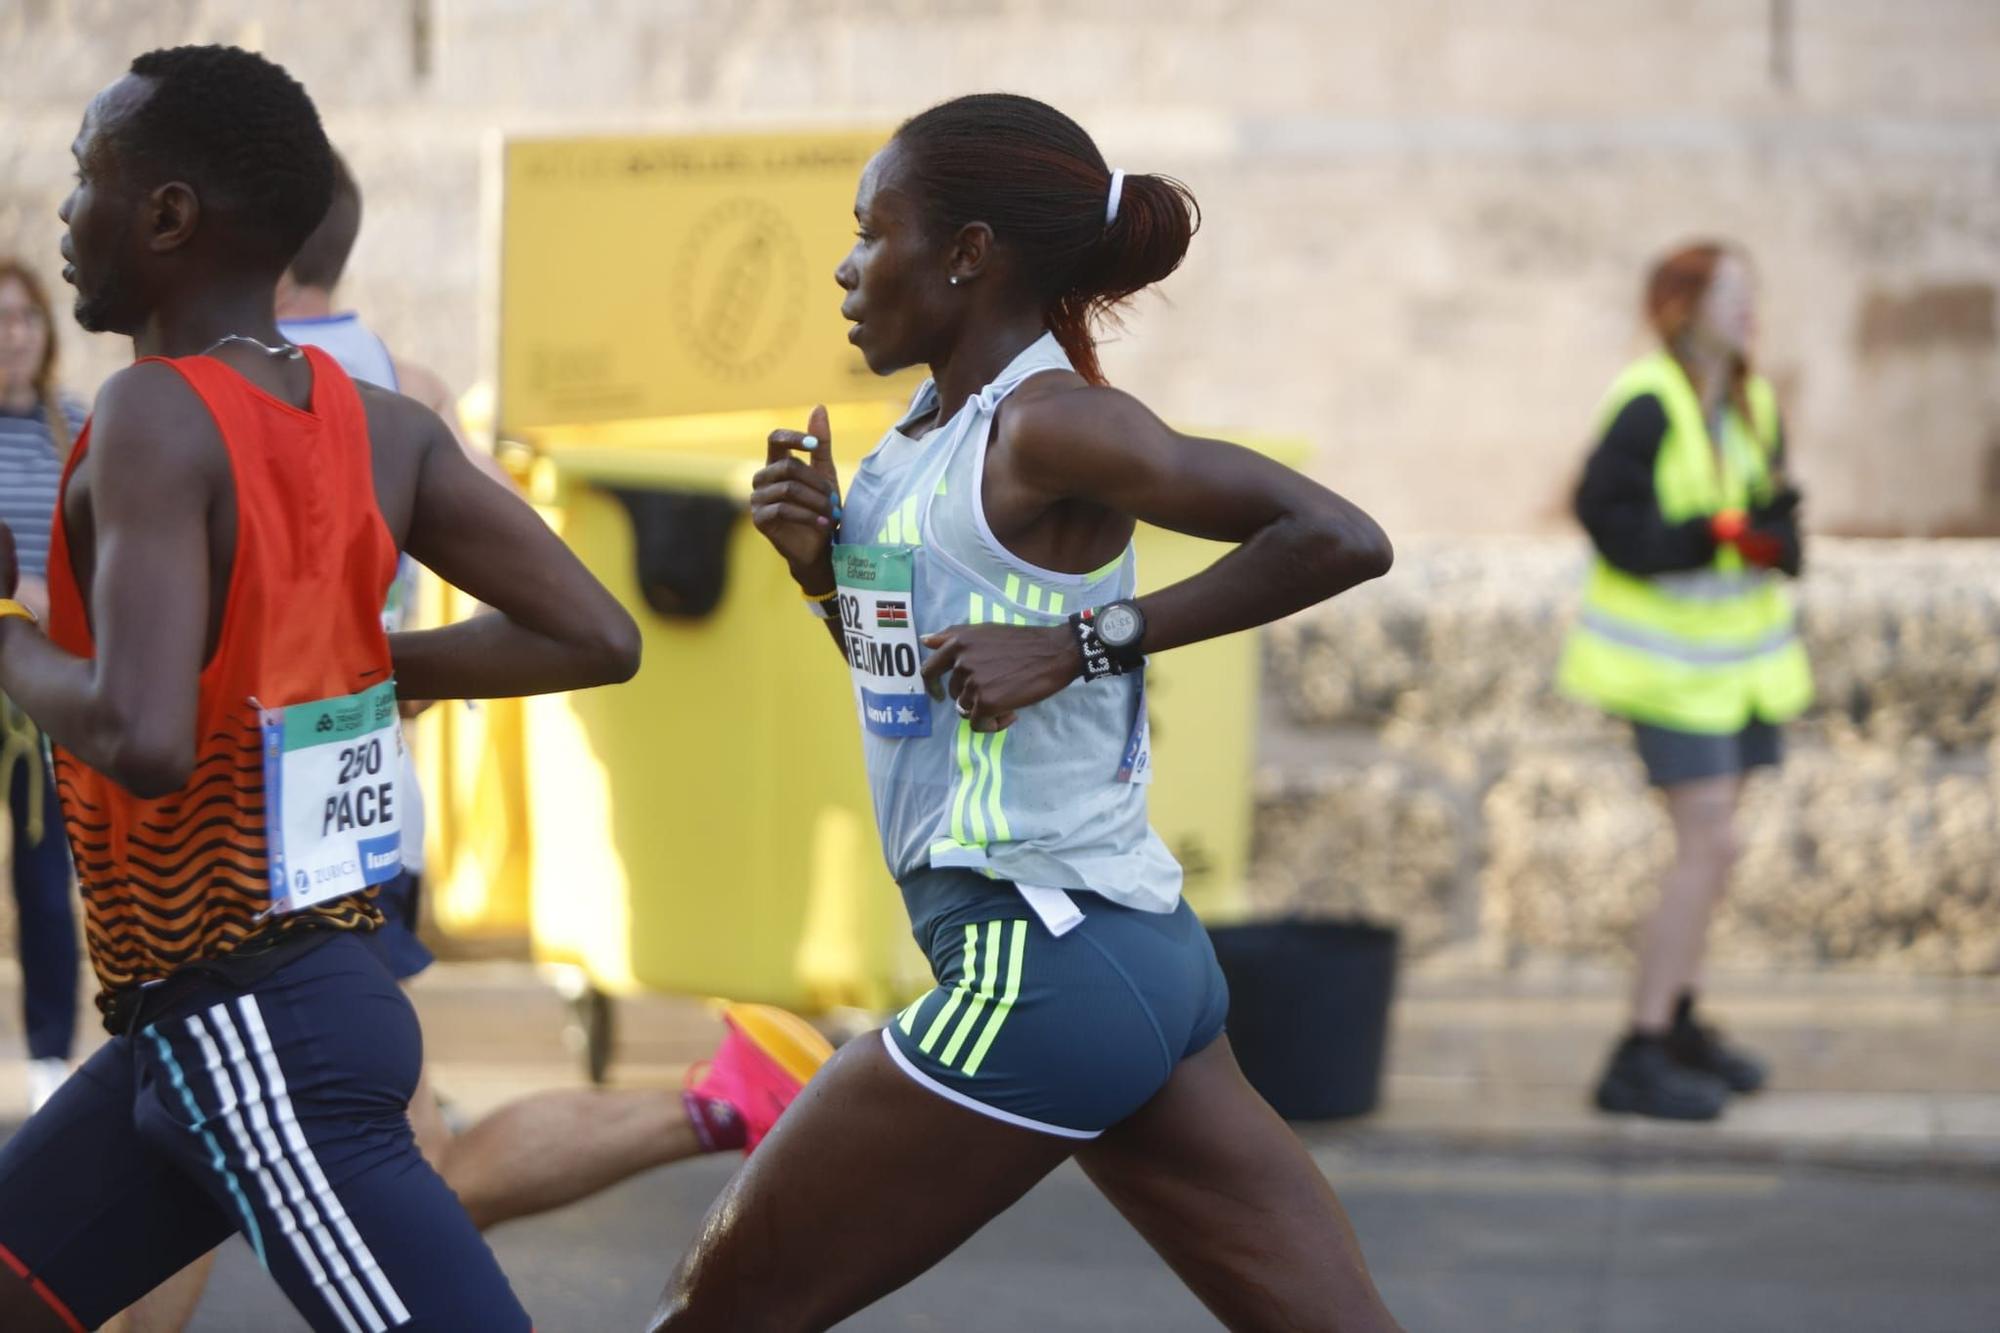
[289,150,362,291]
[119,45,335,269]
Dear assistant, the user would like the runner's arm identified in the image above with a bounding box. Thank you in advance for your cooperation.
[391,408,640,699]
[1007,384,1391,651]
[0,364,217,796]
[919,384,1390,728]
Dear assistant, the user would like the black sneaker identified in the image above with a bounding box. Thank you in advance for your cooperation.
[1668,999,1768,1094]
[1594,1035,1729,1121]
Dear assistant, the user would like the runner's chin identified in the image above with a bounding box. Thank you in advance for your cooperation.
[850,321,901,376]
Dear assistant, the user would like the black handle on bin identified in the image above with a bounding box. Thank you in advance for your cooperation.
[605,486,738,620]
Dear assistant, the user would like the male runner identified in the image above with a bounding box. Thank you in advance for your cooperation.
[105,130,828,1332]
[0,45,636,1330]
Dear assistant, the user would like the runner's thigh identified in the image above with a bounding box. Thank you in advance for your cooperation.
[135,936,531,1333]
[1077,1036,1401,1333]
[0,1035,233,1330]
[652,1033,1073,1333]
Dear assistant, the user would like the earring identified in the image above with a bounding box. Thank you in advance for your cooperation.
[949,275,962,286]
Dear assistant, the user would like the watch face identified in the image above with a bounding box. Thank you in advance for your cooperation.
[1098,602,1141,647]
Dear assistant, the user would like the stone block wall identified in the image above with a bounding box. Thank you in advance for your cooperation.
[0,3,1994,974]
[1,1,1996,539]
[1253,538,2000,973]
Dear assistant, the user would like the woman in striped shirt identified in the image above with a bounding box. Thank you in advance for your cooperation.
[0,259,81,1113]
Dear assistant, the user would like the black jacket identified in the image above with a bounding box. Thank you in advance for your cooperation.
[1573,393,1801,577]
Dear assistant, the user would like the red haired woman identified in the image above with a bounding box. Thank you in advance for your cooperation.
[1560,242,1811,1121]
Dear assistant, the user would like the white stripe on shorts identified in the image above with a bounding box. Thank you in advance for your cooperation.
[189,1009,369,1333]
[235,994,414,1327]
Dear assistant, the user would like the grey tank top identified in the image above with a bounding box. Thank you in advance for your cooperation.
[836,333,1182,913]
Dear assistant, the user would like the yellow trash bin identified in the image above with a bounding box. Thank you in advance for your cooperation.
[522,412,929,1018]
[511,413,1297,1033]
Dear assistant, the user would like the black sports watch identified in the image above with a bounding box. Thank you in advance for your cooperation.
[1091,599,1146,671]
[1068,600,1148,682]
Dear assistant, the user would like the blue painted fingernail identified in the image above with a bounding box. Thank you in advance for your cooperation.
[800,435,819,451]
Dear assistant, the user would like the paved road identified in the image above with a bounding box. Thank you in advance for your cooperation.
[136,1144,2000,1332]
[7,968,1998,1329]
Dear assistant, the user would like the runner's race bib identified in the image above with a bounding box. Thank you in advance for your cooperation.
[833,544,932,739]
[260,680,404,914]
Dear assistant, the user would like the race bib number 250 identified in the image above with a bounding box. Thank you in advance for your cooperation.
[260,679,404,915]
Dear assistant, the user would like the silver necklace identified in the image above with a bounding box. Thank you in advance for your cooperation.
[203,333,303,360]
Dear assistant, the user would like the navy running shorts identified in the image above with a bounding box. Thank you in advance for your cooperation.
[0,932,528,1332]
[883,866,1230,1139]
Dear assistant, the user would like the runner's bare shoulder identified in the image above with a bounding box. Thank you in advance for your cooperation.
[350,378,457,537]
[995,374,1163,483]
[351,376,457,475]
[88,361,228,477]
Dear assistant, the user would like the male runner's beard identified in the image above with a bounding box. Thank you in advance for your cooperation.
[71,255,136,336]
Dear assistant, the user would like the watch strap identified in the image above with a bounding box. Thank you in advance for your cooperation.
[1068,610,1125,682]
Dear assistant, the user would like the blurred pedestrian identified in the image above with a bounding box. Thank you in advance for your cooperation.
[1559,241,1811,1121]
[0,259,80,1115]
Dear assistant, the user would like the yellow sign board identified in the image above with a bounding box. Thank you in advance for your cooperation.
[497,129,905,432]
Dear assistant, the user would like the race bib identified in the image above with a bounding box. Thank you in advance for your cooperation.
[260,680,404,915]
[833,543,932,739]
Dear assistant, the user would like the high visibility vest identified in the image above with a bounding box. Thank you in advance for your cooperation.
[1557,351,1813,734]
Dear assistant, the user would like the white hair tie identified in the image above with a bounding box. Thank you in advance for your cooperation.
[1105,169,1127,227]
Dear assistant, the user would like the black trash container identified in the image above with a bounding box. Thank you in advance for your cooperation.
[1208,919,1399,1120]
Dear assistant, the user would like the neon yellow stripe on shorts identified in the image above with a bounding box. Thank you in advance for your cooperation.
[962,920,1028,1076]
[940,919,1004,1067]
[919,925,978,1055]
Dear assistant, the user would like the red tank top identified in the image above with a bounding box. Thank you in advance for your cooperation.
[46,347,396,1000]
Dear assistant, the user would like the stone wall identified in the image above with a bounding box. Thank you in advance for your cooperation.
[1,3,1993,974]
[1253,538,2000,973]
[2,1,1997,538]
